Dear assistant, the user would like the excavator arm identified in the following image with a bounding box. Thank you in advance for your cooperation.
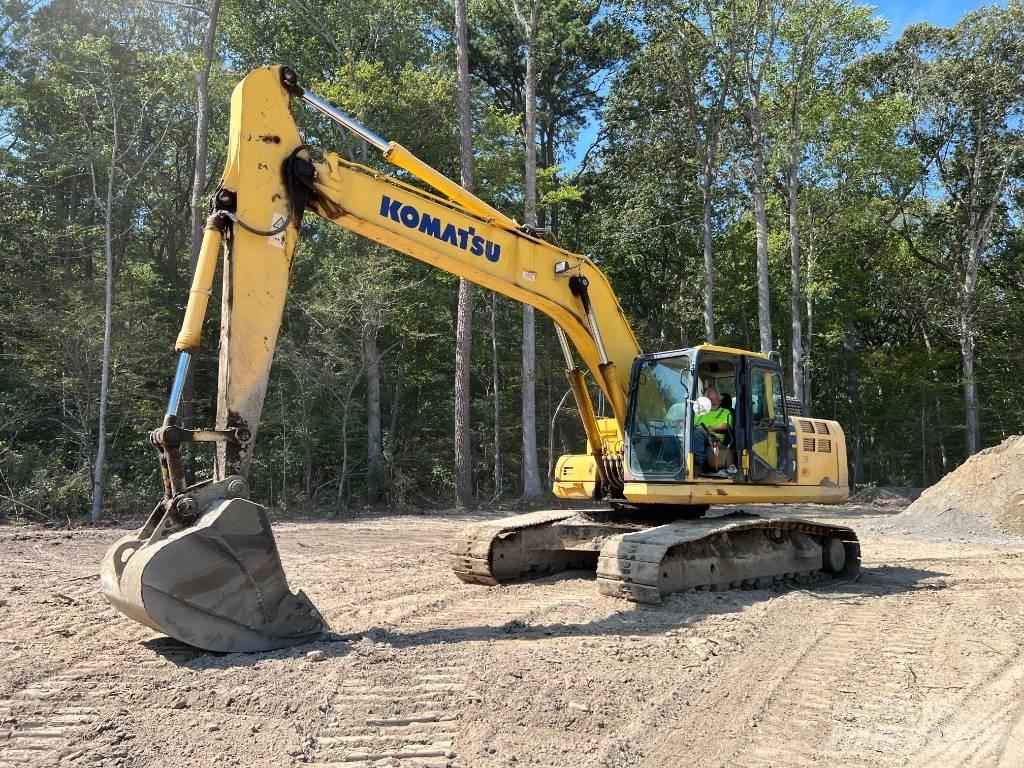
[100,65,642,652]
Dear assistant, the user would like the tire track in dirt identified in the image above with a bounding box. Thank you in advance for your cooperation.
[640,556,1024,768]
[899,583,1024,768]
[0,562,152,766]
[0,580,97,765]
[330,585,471,634]
[406,578,597,630]
[310,660,466,767]
[0,652,124,767]
[637,588,944,768]
[307,575,610,768]
[722,600,908,768]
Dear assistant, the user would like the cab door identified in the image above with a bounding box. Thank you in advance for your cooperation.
[743,359,794,483]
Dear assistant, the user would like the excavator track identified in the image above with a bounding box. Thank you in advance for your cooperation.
[449,510,860,603]
[449,509,588,585]
[596,514,861,603]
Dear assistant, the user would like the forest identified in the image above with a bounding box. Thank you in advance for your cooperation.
[1,0,1022,522]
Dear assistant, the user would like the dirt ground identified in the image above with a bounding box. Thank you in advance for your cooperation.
[2,503,1023,768]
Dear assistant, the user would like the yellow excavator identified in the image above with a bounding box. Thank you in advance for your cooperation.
[100,66,859,653]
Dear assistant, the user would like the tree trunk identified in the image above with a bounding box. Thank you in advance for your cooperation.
[960,311,979,456]
[453,0,475,508]
[804,220,815,409]
[491,292,502,497]
[299,380,313,502]
[922,328,949,475]
[920,396,928,487]
[521,305,541,497]
[335,370,361,515]
[189,0,221,261]
[787,120,805,408]
[388,339,407,446]
[842,317,863,491]
[752,150,772,354]
[514,0,543,499]
[700,172,716,343]
[742,10,775,354]
[278,376,288,510]
[364,322,382,502]
[743,53,772,353]
[181,0,222,472]
[90,106,119,523]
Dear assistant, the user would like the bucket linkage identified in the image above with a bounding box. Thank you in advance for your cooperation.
[100,390,325,653]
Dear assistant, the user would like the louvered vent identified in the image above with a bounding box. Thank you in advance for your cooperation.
[803,437,816,452]
[799,420,815,433]
[817,439,832,453]
[815,421,830,434]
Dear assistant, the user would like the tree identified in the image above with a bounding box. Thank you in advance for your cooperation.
[511,0,544,498]
[662,0,742,342]
[878,3,1024,455]
[181,0,223,479]
[737,0,782,355]
[453,0,475,509]
[772,0,882,408]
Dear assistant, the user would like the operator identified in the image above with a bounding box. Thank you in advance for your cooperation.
[693,388,733,471]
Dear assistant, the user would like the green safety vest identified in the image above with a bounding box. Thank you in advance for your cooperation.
[694,407,733,436]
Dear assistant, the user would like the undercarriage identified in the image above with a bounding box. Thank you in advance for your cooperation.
[450,508,861,601]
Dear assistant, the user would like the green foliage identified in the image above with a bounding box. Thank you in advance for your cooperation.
[1,0,1022,523]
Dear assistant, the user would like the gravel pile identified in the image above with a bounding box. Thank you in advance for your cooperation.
[892,435,1024,541]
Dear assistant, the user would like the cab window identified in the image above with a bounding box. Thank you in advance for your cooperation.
[628,354,690,478]
[751,370,784,424]
[749,366,788,477]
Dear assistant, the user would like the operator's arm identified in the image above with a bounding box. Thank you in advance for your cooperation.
[705,411,733,439]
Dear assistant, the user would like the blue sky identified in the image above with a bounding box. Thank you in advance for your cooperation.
[568,0,1000,169]
[874,0,987,36]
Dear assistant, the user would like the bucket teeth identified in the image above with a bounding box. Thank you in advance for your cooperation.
[101,498,325,653]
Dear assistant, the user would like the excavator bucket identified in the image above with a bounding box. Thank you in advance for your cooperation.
[100,497,325,653]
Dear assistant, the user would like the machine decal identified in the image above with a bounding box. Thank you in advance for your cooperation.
[380,194,502,263]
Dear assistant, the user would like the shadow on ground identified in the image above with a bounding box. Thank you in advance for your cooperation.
[144,563,946,668]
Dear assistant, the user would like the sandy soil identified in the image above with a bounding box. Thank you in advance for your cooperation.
[894,435,1024,540]
[1,504,1023,768]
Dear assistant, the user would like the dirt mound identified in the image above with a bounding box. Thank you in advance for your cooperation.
[895,435,1024,540]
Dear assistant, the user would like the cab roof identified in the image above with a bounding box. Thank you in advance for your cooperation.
[695,343,770,360]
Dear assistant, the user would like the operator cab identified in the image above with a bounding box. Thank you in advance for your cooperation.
[624,345,795,484]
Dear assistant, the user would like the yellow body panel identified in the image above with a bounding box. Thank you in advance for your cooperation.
[792,417,849,490]
[553,454,600,500]
[623,482,848,505]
